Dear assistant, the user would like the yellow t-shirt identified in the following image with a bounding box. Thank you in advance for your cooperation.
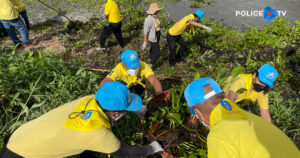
[104,0,121,23]
[224,74,269,109]
[107,61,154,88]
[207,99,299,158]
[0,0,19,20]
[7,96,120,158]
[11,0,26,13]
[168,14,195,36]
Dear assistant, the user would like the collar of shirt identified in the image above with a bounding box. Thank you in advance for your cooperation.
[209,98,248,130]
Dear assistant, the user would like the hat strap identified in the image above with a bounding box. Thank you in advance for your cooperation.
[204,91,216,100]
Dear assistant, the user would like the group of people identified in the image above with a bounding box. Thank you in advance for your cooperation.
[0,0,31,47]
[97,1,212,69]
[1,49,299,157]
[0,0,299,158]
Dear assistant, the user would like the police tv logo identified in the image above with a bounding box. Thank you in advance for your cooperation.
[264,7,277,21]
[235,7,287,21]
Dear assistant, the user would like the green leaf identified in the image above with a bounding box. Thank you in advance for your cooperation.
[19,102,29,116]
[188,66,198,72]
[76,68,85,76]
[30,101,46,110]
[236,88,247,94]
[231,66,245,78]
[167,112,182,123]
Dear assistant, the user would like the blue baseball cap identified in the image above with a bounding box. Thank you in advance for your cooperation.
[120,50,141,69]
[184,78,223,115]
[95,81,142,111]
[258,64,278,88]
[194,10,203,22]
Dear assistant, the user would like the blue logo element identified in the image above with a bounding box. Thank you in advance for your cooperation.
[81,111,92,120]
[264,7,277,21]
[221,100,232,111]
[109,71,114,76]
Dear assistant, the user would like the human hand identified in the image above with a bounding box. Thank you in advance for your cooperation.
[203,25,212,32]
[149,141,164,153]
[142,42,147,51]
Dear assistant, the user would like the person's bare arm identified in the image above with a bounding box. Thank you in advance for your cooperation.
[188,20,204,28]
[144,34,148,43]
[260,108,272,123]
[147,74,163,95]
[105,14,109,19]
[99,77,113,88]
[226,90,238,103]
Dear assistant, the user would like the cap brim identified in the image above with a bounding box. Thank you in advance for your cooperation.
[126,93,143,111]
[125,60,140,69]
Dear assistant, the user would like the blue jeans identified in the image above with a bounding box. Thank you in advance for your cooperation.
[19,10,30,30]
[0,17,30,45]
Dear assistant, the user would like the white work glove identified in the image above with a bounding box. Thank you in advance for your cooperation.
[134,105,147,117]
[142,42,147,51]
[203,25,212,32]
[149,141,164,153]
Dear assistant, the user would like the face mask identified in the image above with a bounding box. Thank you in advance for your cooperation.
[127,69,138,76]
[253,82,266,92]
[195,109,210,127]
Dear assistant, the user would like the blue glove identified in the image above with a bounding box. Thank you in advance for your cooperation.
[105,23,110,27]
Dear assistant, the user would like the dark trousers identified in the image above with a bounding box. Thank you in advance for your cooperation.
[100,22,123,48]
[149,31,161,66]
[0,146,23,158]
[166,33,187,65]
[19,10,30,30]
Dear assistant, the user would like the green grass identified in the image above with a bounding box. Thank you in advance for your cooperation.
[0,0,299,156]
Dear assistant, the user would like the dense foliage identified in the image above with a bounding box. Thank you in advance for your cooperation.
[0,0,299,157]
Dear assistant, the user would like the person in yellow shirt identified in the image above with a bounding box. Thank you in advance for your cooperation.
[0,0,31,46]
[97,0,123,51]
[12,0,30,30]
[224,64,278,123]
[184,78,299,158]
[0,81,164,158]
[100,50,163,96]
[167,10,212,66]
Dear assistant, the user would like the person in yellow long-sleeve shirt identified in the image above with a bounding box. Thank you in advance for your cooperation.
[167,10,212,66]
[184,78,299,158]
[0,82,163,158]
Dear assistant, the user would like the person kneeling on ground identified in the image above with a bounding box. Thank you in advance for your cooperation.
[0,81,163,158]
[224,64,278,123]
[167,10,212,66]
[184,78,299,158]
[100,50,163,96]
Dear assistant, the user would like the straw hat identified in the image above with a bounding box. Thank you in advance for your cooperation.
[146,3,161,14]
